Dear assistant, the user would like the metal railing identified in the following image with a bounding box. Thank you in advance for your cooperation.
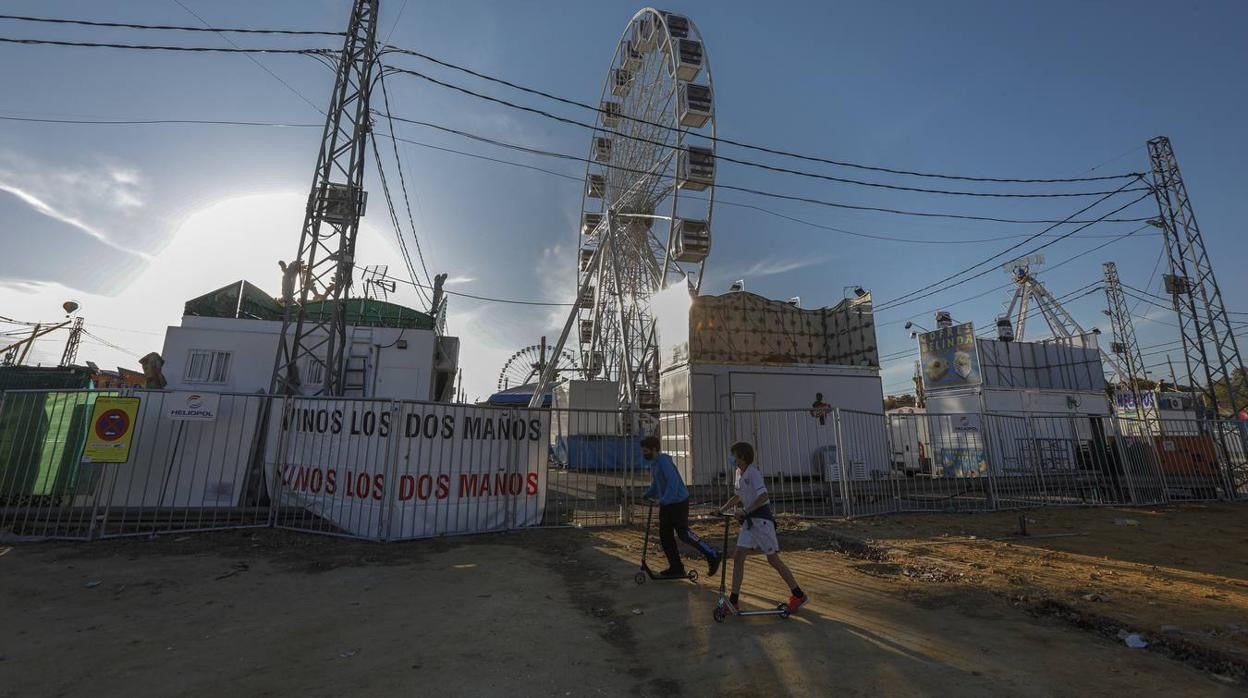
[4,387,1247,541]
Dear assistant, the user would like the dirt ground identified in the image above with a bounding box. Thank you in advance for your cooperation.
[1,505,1245,697]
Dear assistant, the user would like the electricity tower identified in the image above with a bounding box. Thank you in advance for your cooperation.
[59,317,84,367]
[1147,137,1247,416]
[1148,136,1247,493]
[1102,261,1158,432]
[270,0,380,396]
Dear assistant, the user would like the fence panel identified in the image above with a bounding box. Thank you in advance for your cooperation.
[0,390,107,539]
[11,388,1248,542]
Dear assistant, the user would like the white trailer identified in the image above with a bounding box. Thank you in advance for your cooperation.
[660,362,888,485]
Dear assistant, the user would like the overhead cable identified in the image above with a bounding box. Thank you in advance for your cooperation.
[377,111,1154,226]
[0,35,330,54]
[380,48,1144,184]
[874,181,1150,311]
[383,69,1150,199]
[0,12,343,35]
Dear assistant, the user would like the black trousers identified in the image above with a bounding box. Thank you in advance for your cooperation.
[658,499,716,570]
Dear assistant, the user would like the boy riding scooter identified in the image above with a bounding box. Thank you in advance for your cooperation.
[718,441,809,614]
[640,435,722,578]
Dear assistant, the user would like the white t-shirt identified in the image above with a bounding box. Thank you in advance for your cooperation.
[734,464,767,512]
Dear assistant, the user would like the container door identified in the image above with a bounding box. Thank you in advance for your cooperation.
[730,392,757,446]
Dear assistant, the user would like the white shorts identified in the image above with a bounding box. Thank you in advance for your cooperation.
[736,518,780,555]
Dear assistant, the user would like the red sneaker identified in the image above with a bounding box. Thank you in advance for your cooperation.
[718,598,739,615]
[786,594,809,614]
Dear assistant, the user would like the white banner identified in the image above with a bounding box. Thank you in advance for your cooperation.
[166,391,220,421]
[265,399,548,540]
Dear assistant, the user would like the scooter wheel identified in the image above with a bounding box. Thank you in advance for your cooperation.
[712,605,727,623]
[688,569,699,582]
[634,571,646,585]
[778,603,791,619]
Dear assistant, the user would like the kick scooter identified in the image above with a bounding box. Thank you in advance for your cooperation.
[634,501,699,584]
[712,512,789,622]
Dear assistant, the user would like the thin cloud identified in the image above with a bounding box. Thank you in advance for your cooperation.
[443,275,476,285]
[0,182,152,261]
[742,255,831,278]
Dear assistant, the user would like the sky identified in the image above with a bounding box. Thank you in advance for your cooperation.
[1,0,1246,402]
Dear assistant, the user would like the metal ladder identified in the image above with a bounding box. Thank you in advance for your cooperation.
[343,325,374,397]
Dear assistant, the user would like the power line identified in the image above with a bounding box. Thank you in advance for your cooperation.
[0,113,321,127]
[170,0,327,116]
[0,13,343,35]
[0,106,1160,242]
[381,47,1144,184]
[878,224,1145,329]
[377,111,1154,226]
[375,67,433,289]
[873,182,1151,312]
[81,329,142,358]
[369,131,432,306]
[378,120,1157,244]
[1130,245,1167,317]
[0,35,330,55]
[877,281,1105,362]
[356,264,573,307]
[383,69,1150,199]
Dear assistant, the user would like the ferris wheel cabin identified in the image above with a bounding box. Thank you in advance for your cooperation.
[633,15,658,51]
[621,39,643,72]
[586,174,605,199]
[600,100,622,128]
[582,212,603,237]
[579,247,595,272]
[579,320,594,345]
[678,146,715,190]
[611,68,634,97]
[669,39,704,82]
[661,12,691,39]
[678,83,712,128]
[593,137,613,162]
[671,219,710,263]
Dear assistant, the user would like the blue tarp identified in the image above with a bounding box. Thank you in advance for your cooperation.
[551,435,641,472]
[486,383,551,408]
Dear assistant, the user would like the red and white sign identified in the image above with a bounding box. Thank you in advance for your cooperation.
[265,399,548,540]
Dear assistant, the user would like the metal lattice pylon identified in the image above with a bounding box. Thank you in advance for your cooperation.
[270,0,380,396]
[1147,137,1247,416]
[59,317,84,367]
[1102,261,1159,431]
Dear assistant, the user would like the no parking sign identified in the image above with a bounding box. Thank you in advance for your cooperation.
[82,397,141,463]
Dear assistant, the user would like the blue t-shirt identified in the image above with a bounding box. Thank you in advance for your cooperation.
[642,453,689,505]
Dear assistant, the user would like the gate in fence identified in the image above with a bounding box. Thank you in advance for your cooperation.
[3,389,1246,542]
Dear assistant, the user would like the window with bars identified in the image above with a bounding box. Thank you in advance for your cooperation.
[185,349,231,384]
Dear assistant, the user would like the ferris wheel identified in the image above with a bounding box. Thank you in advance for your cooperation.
[498,344,579,391]
[538,8,717,411]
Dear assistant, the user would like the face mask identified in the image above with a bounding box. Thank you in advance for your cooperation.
[728,456,739,469]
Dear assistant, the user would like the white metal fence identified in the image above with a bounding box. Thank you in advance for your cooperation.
[3,388,1246,541]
